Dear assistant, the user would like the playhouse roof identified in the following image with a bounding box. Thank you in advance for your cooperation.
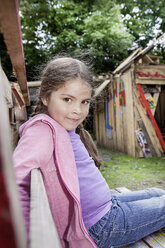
[94,34,165,97]
[113,34,165,75]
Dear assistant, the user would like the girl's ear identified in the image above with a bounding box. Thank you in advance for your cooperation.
[41,97,48,106]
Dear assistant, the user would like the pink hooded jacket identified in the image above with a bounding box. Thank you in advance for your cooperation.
[13,114,97,248]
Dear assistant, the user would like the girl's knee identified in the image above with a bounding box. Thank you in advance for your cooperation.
[146,187,165,197]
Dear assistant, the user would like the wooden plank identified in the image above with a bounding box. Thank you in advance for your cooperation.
[93,74,111,82]
[135,64,165,73]
[137,84,165,152]
[144,229,165,248]
[134,89,163,156]
[0,0,30,105]
[125,240,150,248]
[0,66,27,248]
[28,81,41,87]
[124,69,136,156]
[152,92,160,116]
[115,77,123,151]
[142,54,155,64]
[149,56,162,64]
[143,92,158,116]
[132,72,144,158]
[94,79,111,97]
[95,108,99,144]
[136,79,165,85]
[113,35,165,75]
[12,86,25,108]
[113,48,142,74]
[30,169,61,248]
[138,119,157,156]
[0,64,13,107]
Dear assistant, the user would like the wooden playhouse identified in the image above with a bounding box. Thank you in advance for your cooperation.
[95,43,165,157]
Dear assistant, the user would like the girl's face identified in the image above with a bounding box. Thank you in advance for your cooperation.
[42,78,92,130]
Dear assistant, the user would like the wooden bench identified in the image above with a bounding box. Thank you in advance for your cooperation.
[30,169,165,248]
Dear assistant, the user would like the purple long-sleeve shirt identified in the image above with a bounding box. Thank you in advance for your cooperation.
[68,130,112,229]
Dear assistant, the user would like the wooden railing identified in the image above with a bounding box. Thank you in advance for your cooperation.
[30,169,61,248]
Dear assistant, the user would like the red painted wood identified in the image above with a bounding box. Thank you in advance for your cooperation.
[12,86,24,107]
[137,84,165,152]
[0,148,17,248]
[0,0,29,105]
[136,71,165,78]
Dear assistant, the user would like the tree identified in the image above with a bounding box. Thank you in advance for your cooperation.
[19,0,134,78]
[2,0,164,80]
[116,0,165,47]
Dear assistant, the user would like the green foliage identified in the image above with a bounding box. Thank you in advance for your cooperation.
[82,5,134,71]
[1,0,164,80]
[116,0,165,47]
[19,0,134,78]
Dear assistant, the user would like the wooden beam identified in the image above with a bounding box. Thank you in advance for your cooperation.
[113,48,142,74]
[136,78,165,85]
[94,79,111,97]
[27,81,41,87]
[113,35,165,75]
[0,0,30,105]
[142,54,154,64]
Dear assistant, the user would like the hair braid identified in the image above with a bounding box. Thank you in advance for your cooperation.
[78,123,102,168]
[31,100,45,117]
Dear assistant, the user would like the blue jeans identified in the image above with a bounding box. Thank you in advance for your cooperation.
[88,188,165,248]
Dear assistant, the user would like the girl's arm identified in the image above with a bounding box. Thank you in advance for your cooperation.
[13,121,54,236]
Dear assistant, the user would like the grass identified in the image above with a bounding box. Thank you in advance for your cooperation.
[98,147,165,191]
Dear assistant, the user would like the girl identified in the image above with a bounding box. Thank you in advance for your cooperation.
[13,56,165,248]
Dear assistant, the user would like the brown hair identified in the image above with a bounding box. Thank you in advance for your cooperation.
[33,56,101,168]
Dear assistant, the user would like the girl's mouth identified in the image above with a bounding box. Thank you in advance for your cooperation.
[67,118,80,122]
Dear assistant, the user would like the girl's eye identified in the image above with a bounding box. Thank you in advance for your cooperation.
[63,98,72,103]
[82,100,90,105]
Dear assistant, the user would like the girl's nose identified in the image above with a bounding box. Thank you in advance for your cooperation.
[72,104,82,114]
